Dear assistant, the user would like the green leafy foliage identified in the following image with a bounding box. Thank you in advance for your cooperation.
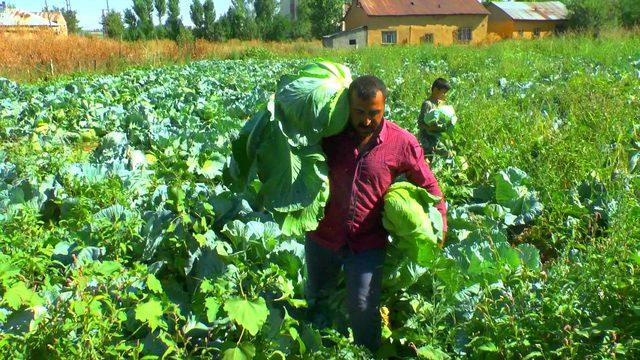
[0,38,639,359]
[135,299,165,331]
[223,297,269,336]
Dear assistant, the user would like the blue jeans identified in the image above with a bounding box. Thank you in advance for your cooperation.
[304,237,385,353]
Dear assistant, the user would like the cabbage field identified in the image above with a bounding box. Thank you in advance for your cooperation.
[1,37,640,359]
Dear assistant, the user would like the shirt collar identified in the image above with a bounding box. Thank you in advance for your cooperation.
[376,118,388,145]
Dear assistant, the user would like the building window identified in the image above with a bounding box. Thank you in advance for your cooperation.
[457,27,472,43]
[533,28,541,38]
[381,31,397,45]
[349,39,357,45]
[422,33,434,44]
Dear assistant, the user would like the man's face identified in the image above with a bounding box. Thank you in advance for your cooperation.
[348,90,385,139]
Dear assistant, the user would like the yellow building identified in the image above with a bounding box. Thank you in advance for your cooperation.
[342,0,490,47]
[485,1,568,40]
[0,9,67,36]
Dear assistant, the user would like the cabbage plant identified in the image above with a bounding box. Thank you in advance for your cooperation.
[422,104,457,133]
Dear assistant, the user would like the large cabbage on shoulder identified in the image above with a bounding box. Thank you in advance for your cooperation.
[382,182,444,266]
[275,61,352,147]
[227,61,353,236]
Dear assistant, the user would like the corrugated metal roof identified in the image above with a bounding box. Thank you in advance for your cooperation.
[38,12,67,27]
[0,9,60,26]
[489,1,568,21]
[323,26,368,39]
[356,0,490,16]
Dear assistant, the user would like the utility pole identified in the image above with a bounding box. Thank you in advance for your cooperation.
[43,0,52,26]
[102,0,111,36]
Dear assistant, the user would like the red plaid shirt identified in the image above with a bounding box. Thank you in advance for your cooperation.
[308,119,447,252]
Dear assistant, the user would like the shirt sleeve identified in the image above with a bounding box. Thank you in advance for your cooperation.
[401,138,448,232]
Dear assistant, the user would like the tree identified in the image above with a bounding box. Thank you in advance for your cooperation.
[47,6,80,34]
[226,0,258,40]
[565,0,618,32]
[265,14,292,41]
[254,0,276,39]
[620,0,640,27]
[132,0,155,38]
[166,0,184,40]
[190,0,205,38]
[216,11,232,41]
[61,10,80,34]
[102,11,125,39]
[308,0,343,38]
[123,8,141,40]
[203,0,217,40]
[254,0,276,23]
[291,0,312,39]
[154,0,166,25]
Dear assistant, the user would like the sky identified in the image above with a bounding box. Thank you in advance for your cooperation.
[11,0,233,31]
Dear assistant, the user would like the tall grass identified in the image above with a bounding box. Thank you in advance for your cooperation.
[0,34,324,82]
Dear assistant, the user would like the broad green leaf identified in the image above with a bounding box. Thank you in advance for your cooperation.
[229,108,271,190]
[3,282,41,310]
[223,343,256,360]
[274,180,329,236]
[199,154,225,179]
[518,244,541,271]
[496,242,521,269]
[135,299,164,331]
[256,122,328,213]
[146,274,163,294]
[0,262,20,283]
[477,342,499,352]
[416,345,451,359]
[223,297,269,336]
[94,261,122,276]
[205,297,220,322]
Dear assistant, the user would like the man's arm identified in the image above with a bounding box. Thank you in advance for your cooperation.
[401,139,448,244]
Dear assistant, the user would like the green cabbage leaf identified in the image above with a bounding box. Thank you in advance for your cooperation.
[382,182,444,266]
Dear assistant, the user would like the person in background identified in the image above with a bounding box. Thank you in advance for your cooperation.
[417,78,452,156]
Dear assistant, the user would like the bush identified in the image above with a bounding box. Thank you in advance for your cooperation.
[620,0,640,27]
[565,0,619,31]
[564,0,640,31]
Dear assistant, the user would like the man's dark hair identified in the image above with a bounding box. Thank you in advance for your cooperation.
[349,75,388,101]
[431,78,451,91]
